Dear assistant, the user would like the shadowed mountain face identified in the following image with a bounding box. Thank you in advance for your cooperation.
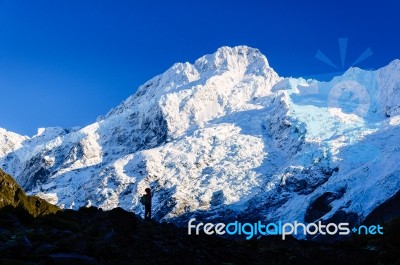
[1,46,400,233]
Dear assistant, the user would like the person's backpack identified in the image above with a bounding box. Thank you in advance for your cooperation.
[140,194,147,205]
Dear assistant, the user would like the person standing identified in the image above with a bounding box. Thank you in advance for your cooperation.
[141,188,152,220]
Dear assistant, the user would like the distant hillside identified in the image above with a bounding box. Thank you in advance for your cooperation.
[0,169,59,217]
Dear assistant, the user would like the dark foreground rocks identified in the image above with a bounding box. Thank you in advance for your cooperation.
[1,169,399,265]
[0,205,399,265]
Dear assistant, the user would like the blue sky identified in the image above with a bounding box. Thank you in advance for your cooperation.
[0,0,399,136]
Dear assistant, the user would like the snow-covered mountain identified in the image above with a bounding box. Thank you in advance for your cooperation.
[0,128,28,158]
[1,46,400,232]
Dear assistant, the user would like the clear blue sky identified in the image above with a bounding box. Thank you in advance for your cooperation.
[1,0,399,136]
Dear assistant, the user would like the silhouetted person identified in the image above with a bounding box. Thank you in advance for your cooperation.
[143,188,152,220]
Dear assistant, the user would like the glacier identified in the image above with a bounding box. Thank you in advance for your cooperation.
[1,46,400,235]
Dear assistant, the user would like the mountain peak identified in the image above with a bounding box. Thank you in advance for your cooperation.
[213,46,266,61]
[104,46,278,120]
[194,45,271,76]
[0,128,28,158]
[214,45,265,60]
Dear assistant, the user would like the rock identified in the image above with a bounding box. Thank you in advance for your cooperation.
[35,243,57,255]
[22,236,32,249]
[304,189,346,223]
[48,253,98,265]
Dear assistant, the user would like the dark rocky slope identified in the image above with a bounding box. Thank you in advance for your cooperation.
[0,169,59,217]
